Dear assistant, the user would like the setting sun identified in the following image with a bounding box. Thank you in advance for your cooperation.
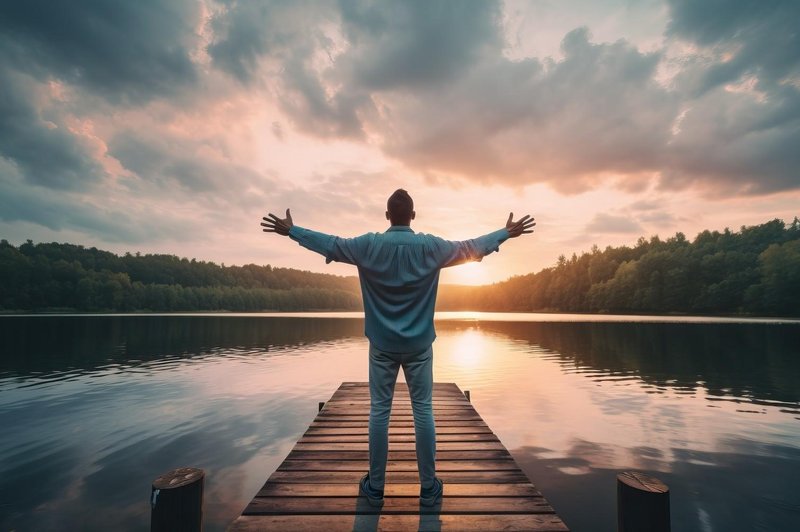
[445,261,492,286]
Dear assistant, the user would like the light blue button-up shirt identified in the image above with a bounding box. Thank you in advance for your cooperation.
[289,225,510,353]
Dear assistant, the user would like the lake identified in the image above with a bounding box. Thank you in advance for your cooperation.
[1,313,799,531]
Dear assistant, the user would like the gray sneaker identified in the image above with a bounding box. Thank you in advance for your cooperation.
[420,477,443,506]
[359,473,384,507]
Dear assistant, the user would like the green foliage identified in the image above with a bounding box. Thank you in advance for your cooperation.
[437,218,800,316]
[0,239,361,312]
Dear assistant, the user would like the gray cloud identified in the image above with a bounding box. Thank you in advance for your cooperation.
[0,67,106,190]
[586,213,644,234]
[0,164,192,244]
[208,0,367,137]
[380,28,677,192]
[667,0,800,94]
[107,129,265,197]
[663,0,800,194]
[337,0,503,90]
[0,0,201,103]
[208,0,328,82]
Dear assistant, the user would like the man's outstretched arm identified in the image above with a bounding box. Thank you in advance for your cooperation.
[438,212,536,268]
[261,208,366,265]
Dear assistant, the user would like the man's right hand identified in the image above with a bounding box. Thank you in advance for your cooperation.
[506,213,536,238]
[261,209,294,236]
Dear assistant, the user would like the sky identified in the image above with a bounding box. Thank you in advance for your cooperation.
[1,0,799,285]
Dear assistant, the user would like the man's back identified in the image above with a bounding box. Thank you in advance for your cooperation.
[289,224,509,353]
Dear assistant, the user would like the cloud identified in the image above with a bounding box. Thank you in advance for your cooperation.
[379,28,677,192]
[0,67,106,190]
[0,162,193,244]
[662,0,800,194]
[586,213,644,234]
[107,129,261,195]
[213,0,797,197]
[666,0,800,94]
[337,0,503,90]
[0,0,201,103]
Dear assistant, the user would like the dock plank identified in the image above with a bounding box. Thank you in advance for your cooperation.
[228,382,568,531]
[230,514,569,531]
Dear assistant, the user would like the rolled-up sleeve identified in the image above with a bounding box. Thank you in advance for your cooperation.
[288,226,368,265]
[434,228,510,268]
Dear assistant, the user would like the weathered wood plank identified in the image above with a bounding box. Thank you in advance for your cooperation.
[313,415,484,422]
[298,433,499,443]
[265,470,531,484]
[304,426,494,435]
[244,496,553,515]
[285,449,513,461]
[309,420,489,428]
[277,459,518,472]
[292,441,506,451]
[229,514,569,532]
[256,482,542,498]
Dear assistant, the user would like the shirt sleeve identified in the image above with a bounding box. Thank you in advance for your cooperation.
[432,228,511,268]
[288,226,369,265]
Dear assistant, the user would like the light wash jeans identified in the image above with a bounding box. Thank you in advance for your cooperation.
[368,343,436,491]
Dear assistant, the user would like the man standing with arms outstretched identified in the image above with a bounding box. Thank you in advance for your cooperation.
[261,189,536,507]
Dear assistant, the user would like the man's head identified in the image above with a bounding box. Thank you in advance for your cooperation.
[386,189,415,226]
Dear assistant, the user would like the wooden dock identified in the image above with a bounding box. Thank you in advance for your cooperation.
[228,382,569,531]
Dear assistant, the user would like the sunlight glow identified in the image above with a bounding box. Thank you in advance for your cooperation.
[448,261,491,286]
[450,328,486,369]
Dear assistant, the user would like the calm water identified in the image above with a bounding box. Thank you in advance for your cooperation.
[1,313,799,531]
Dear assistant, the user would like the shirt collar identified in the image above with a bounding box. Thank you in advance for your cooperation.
[387,225,414,233]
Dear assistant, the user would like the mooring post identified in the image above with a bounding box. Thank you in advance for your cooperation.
[151,467,204,532]
[464,390,471,402]
[318,401,325,412]
[617,471,670,532]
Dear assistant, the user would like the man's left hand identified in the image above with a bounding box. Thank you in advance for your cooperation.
[506,213,536,238]
[261,208,294,236]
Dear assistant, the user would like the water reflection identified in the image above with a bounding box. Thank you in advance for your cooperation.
[0,315,364,378]
[1,316,798,531]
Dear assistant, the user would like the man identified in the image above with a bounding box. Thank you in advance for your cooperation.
[261,189,535,507]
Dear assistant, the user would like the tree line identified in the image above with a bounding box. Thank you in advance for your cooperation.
[437,217,800,316]
[1,217,798,315]
[0,241,360,312]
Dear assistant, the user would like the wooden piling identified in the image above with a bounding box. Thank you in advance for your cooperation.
[151,467,204,532]
[617,471,670,532]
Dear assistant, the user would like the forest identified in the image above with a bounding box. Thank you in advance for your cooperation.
[1,217,798,315]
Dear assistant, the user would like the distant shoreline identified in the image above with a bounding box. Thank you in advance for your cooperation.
[2,310,798,324]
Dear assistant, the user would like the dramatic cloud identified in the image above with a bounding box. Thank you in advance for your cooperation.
[379,28,677,192]
[661,0,800,194]
[667,0,800,94]
[0,67,106,190]
[0,0,201,103]
[203,0,797,196]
